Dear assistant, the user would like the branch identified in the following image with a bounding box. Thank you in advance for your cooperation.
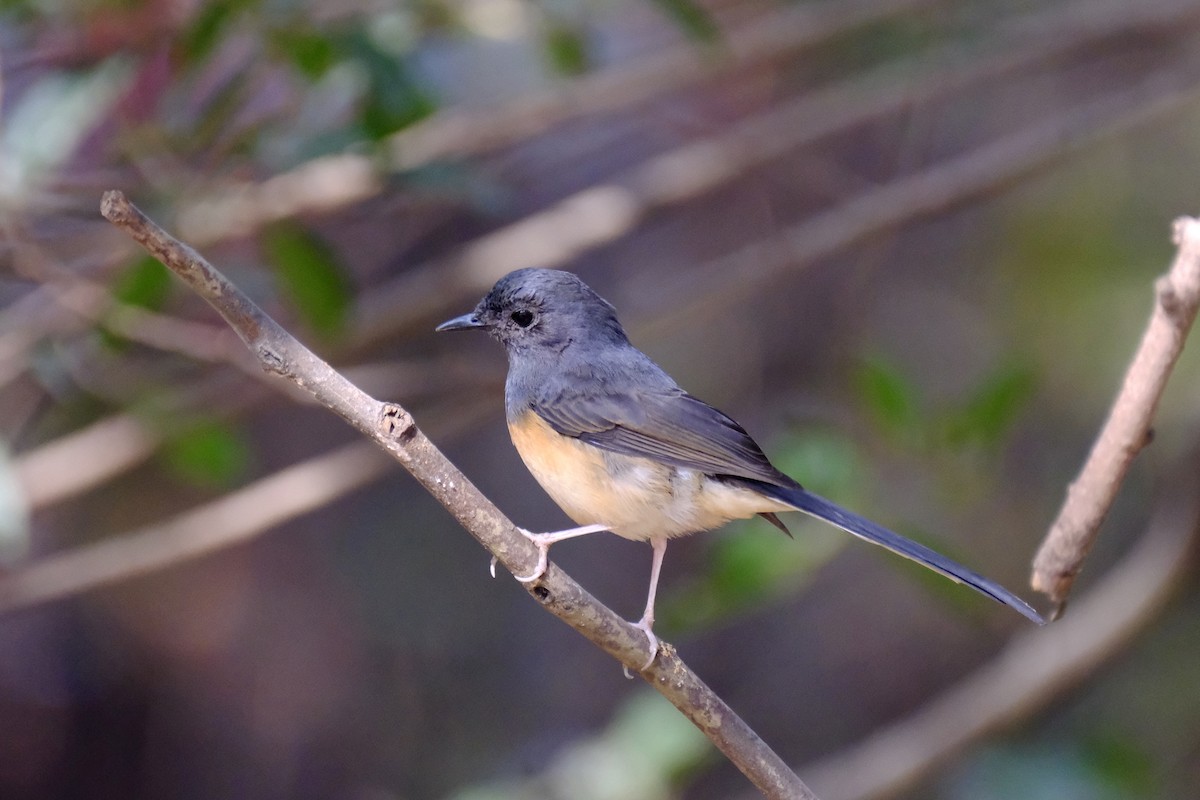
[1031,217,1200,606]
[0,441,392,611]
[174,0,938,244]
[795,446,1200,800]
[349,2,1200,350]
[3,389,493,605]
[637,65,1200,341]
[28,59,1199,513]
[97,191,818,800]
[15,413,161,510]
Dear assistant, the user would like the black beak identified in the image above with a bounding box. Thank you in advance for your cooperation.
[435,312,485,332]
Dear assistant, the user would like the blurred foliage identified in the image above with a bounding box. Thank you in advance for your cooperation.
[0,57,133,199]
[856,356,921,441]
[946,738,1155,800]
[647,0,718,43]
[856,355,1037,453]
[263,223,354,337]
[160,419,252,487]
[452,690,711,800]
[662,429,859,632]
[113,256,174,311]
[543,22,590,75]
[943,363,1037,449]
[3,0,1200,798]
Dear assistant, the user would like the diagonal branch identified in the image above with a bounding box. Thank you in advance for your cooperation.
[175,0,941,244]
[97,190,818,800]
[349,38,1200,351]
[1031,217,1200,607]
[797,445,1200,799]
[0,441,393,611]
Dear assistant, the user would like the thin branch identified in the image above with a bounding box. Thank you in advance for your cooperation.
[174,0,940,244]
[96,190,818,800]
[43,0,1187,493]
[15,414,161,510]
[1031,217,1200,607]
[0,441,392,610]
[637,64,1200,340]
[23,57,1199,518]
[6,390,493,601]
[382,0,941,168]
[795,448,1200,800]
[348,0,1200,350]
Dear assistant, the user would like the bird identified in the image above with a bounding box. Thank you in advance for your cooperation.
[437,268,1044,670]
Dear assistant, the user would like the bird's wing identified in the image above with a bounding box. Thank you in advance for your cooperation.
[531,386,792,486]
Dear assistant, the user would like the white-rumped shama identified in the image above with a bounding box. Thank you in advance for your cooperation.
[438,268,1044,669]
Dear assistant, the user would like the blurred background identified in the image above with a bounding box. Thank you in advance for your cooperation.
[3,0,1200,797]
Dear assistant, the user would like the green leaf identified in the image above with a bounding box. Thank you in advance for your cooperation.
[113,255,172,310]
[345,31,437,139]
[544,24,589,76]
[944,364,1036,448]
[271,27,338,79]
[769,429,862,500]
[855,357,922,438]
[163,422,251,487]
[1081,734,1154,794]
[649,0,720,43]
[609,690,710,772]
[181,0,257,63]
[263,223,352,336]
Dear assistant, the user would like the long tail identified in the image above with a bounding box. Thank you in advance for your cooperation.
[753,482,1044,625]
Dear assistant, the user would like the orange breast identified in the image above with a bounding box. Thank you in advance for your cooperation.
[507,410,789,541]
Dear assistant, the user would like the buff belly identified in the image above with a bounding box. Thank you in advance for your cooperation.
[507,410,789,541]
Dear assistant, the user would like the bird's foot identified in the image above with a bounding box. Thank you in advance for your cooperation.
[513,528,553,582]
[622,615,660,678]
[505,524,609,583]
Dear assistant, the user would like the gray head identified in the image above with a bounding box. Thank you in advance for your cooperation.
[436,269,629,354]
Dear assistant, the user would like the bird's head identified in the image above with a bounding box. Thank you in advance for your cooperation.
[436,268,628,354]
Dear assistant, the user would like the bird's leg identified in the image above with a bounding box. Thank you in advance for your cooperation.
[509,523,609,582]
[629,538,668,673]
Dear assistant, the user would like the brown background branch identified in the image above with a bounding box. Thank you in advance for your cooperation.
[97,190,818,800]
[798,445,1200,799]
[1032,216,1200,607]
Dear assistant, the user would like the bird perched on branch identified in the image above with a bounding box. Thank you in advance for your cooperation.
[438,268,1044,670]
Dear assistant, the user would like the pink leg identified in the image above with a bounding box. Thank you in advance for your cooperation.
[512,523,609,582]
[631,538,668,671]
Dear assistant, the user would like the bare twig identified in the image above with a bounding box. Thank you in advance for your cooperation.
[6,389,493,601]
[638,66,1200,339]
[795,448,1200,800]
[0,441,393,610]
[34,61,1195,516]
[15,414,161,510]
[175,0,941,244]
[22,55,1199,520]
[37,0,1192,511]
[1031,217,1200,607]
[95,190,818,800]
[383,0,942,168]
[349,2,1200,350]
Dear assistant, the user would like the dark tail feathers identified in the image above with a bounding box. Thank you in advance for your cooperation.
[753,482,1044,625]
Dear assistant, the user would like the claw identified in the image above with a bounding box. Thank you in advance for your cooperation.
[632,616,660,672]
[489,556,498,578]
[513,528,551,583]
[504,523,608,583]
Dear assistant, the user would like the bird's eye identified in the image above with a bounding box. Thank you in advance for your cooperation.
[510,309,535,328]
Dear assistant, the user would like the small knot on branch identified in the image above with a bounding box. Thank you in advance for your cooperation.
[255,344,287,374]
[380,404,416,441]
[1157,275,1182,317]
